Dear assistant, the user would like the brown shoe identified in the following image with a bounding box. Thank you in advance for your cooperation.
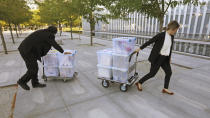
[135,83,142,91]
[162,89,174,95]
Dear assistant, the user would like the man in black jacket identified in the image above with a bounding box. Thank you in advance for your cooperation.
[17,26,65,90]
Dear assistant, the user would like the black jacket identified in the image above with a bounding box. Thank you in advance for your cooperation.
[18,29,64,61]
[140,32,174,64]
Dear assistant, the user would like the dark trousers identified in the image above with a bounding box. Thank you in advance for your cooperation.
[139,55,172,89]
[19,51,39,84]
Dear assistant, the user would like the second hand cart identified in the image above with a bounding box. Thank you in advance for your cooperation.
[98,51,139,92]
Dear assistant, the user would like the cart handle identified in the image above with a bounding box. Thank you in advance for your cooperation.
[129,51,139,62]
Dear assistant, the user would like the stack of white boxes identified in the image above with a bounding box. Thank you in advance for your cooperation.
[97,48,113,79]
[97,37,136,83]
[43,50,77,78]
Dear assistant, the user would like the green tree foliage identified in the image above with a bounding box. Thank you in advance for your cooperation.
[0,21,7,54]
[0,0,32,53]
[0,0,8,54]
[27,9,45,30]
[37,0,81,39]
[0,0,32,44]
[79,0,109,46]
[37,0,65,25]
[107,0,205,32]
[63,0,80,40]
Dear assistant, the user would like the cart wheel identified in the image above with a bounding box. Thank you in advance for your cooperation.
[110,78,114,83]
[73,72,78,78]
[63,79,67,82]
[42,75,47,81]
[102,80,109,88]
[134,72,138,76]
[120,84,128,92]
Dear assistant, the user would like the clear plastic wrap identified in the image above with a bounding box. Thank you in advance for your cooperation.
[58,50,77,67]
[59,66,75,78]
[43,66,59,77]
[42,50,59,66]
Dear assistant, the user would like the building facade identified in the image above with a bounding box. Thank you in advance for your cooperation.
[83,0,210,40]
[82,0,210,57]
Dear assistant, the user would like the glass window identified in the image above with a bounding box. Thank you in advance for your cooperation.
[190,15,196,33]
[207,2,210,10]
[165,15,169,26]
[179,15,184,33]
[175,15,179,21]
[184,15,190,33]
[203,14,210,34]
[170,14,173,22]
[196,15,202,34]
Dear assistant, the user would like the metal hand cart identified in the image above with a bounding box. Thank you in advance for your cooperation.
[41,59,78,82]
[98,51,139,92]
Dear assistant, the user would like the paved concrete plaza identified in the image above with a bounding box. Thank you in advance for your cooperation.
[0,32,210,118]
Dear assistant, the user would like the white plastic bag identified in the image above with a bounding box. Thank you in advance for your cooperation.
[59,66,75,78]
[42,50,59,66]
[44,66,59,77]
[58,50,77,67]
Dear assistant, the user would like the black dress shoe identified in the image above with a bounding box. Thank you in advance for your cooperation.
[32,83,46,88]
[17,80,30,90]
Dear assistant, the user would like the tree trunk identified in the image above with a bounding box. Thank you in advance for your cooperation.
[89,13,95,46]
[0,25,8,54]
[78,24,81,40]
[58,21,62,36]
[9,23,15,44]
[90,25,93,46]
[18,24,22,35]
[15,24,19,38]
[70,19,73,40]
[159,15,164,32]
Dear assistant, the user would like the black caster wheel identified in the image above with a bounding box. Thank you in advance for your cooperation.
[42,75,47,81]
[73,72,78,78]
[120,84,128,92]
[102,80,109,88]
[110,78,114,83]
[134,72,138,76]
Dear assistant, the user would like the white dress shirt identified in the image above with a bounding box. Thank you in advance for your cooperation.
[160,32,172,56]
